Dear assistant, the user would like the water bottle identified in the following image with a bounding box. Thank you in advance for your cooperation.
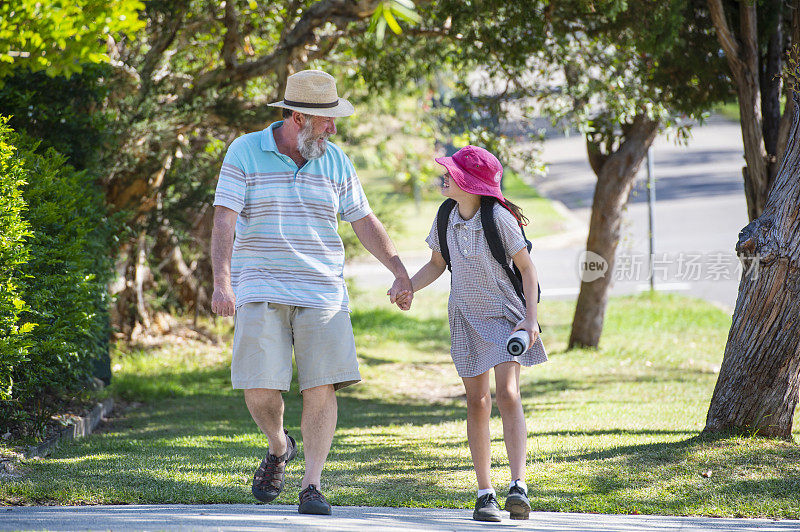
[506,330,530,356]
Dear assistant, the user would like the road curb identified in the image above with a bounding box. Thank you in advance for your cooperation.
[24,399,114,459]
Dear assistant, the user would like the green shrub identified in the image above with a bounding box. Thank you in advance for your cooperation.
[0,65,113,171]
[0,118,32,403]
[0,129,116,434]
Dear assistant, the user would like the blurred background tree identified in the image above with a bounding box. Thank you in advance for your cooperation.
[84,0,427,336]
[0,0,144,79]
[6,0,800,439]
[707,0,800,221]
[353,0,734,347]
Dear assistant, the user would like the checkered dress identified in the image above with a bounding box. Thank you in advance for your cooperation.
[426,203,548,378]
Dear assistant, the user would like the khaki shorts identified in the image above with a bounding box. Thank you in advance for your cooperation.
[231,302,361,392]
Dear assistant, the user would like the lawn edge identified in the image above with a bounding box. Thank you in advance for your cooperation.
[24,399,115,459]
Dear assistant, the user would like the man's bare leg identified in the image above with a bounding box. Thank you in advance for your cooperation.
[299,384,337,489]
[244,388,288,457]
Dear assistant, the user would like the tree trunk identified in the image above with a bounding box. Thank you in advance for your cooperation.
[738,5,771,220]
[704,92,800,439]
[568,116,660,349]
[108,233,154,338]
[708,0,772,221]
[776,0,800,169]
[153,220,209,313]
[134,231,152,330]
[760,0,782,182]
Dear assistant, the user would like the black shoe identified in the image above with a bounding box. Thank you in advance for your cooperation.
[504,485,531,520]
[252,430,297,503]
[473,492,502,522]
[298,484,332,515]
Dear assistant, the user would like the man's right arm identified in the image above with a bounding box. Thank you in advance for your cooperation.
[211,205,239,316]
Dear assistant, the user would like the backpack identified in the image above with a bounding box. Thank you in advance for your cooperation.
[436,196,541,308]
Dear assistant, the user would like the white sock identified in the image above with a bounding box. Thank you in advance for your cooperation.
[509,479,528,494]
[477,488,496,498]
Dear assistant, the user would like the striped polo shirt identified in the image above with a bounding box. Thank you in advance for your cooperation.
[213,121,371,311]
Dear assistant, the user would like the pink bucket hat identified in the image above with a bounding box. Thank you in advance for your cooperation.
[435,145,505,203]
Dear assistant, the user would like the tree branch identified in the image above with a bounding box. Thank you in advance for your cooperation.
[222,1,240,69]
[586,136,609,176]
[740,2,759,74]
[205,97,279,131]
[186,0,381,99]
[794,0,800,48]
[707,0,745,76]
[404,28,456,39]
[305,32,345,63]
[140,8,187,90]
[280,0,304,41]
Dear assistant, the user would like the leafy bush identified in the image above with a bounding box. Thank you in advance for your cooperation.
[0,64,113,171]
[0,128,116,435]
[0,119,31,403]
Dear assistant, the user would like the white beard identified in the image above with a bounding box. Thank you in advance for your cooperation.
[297,121,328,160]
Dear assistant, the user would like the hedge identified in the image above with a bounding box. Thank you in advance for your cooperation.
[0,120,116,435]
[0,119,31,405]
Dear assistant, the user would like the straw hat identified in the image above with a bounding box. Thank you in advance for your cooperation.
[268,70,354,118]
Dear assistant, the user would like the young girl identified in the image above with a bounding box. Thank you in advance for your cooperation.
[394,145,547,522]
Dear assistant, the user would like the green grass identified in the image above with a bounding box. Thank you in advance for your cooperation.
[3,290,800,517]
[712,96,786,124]
[713,102,740,122]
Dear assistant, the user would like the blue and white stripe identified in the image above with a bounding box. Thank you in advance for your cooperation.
[213,121,371,311]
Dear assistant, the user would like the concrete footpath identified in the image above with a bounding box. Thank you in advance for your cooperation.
[2,505,799,531]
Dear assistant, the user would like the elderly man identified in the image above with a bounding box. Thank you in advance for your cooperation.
[211,70,412,515]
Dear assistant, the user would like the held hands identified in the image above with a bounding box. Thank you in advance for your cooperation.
[512,317,540,346]
[387,276,413,311]
[394,289,413,310]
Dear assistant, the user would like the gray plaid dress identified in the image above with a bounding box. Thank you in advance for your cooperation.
[426,203,548,378]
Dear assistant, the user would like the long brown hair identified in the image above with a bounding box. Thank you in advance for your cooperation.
[499,198,529,226]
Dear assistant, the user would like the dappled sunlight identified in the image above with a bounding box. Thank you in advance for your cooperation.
[3,292,800,516]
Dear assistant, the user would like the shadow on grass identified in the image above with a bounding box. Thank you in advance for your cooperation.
[12,384,800,515]
[8,386,472,505]
[526,433,800,515]
[13,330,800,515]
[530,428,697,438]
[550,434,705,463]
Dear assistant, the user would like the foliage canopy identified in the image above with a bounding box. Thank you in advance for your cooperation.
[0,0,144,80]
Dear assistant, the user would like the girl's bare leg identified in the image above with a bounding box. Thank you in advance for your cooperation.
[494,361,526,481]
[462,370,493,489]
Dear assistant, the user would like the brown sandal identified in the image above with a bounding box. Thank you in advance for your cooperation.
[252,429,297,502]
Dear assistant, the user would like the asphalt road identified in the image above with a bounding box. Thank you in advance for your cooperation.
[532,116,749,310]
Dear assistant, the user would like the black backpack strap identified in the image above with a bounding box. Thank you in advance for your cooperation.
[482,198,543,333]
[480,197,526,306]
[436,199,457,271]
[516,224,540,303]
